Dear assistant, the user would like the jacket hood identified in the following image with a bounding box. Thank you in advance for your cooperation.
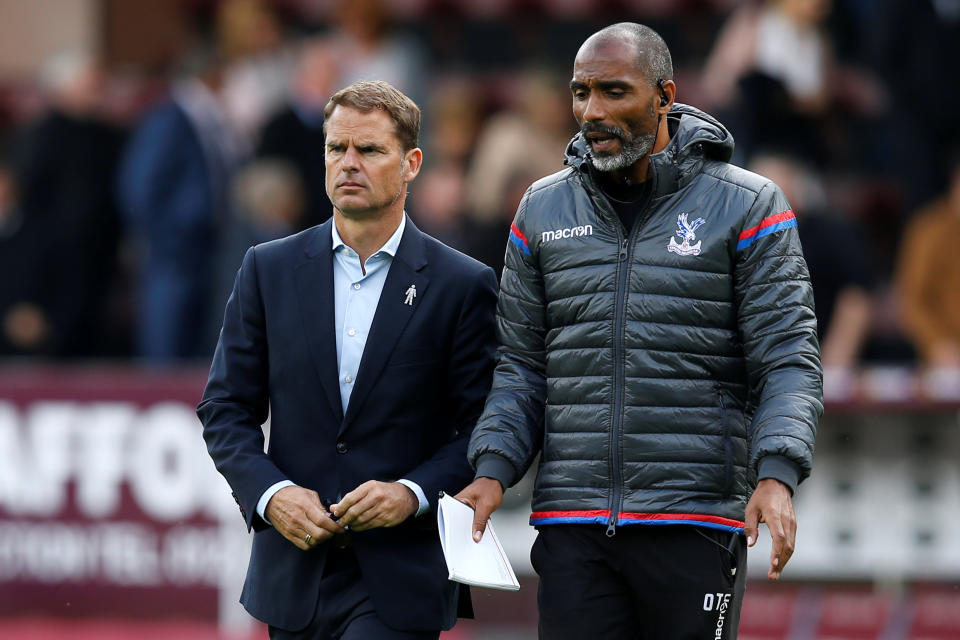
[564,102,735,198]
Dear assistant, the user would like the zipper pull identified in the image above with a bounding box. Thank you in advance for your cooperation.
[618,239,628,261]
[605,520,617,537]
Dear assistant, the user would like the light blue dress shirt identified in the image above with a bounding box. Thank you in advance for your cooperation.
[256,214,428,522]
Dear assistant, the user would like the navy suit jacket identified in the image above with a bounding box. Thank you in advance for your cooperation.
[117,99,220,358]
[198,218,498,631]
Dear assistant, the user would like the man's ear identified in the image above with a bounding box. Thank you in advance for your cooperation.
[657,79,677,116]
[402,148,423,184]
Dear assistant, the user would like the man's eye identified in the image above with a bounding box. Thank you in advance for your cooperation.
[572,91,587,100]
[607,90,625,98]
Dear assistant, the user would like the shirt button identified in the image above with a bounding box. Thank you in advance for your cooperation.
[344,375,353,383]
[353,283,361,290]
[348,329,356,336]
[336,442,348,454]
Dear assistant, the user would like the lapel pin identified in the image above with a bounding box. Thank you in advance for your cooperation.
[404,284,417,306]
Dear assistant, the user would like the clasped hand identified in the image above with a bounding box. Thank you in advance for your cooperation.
[266,481,418,551]
[331,480,419,530]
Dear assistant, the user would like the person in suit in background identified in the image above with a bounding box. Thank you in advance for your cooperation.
[118,48,244,361]
[198,80,498,639]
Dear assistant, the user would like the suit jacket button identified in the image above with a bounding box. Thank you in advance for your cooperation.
[336,442,348,454]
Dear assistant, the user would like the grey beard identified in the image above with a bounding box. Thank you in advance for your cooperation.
[591,132,656,172]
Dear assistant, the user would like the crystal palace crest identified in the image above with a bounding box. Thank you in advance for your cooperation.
[667,213,706,256]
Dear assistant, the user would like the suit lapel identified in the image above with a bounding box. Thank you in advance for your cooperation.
[294,220,344,422]
[340,219,430,434]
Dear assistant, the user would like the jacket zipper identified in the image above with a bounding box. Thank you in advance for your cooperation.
[716,385,734,499]
[585,161,656,538]
[607,235,629,537]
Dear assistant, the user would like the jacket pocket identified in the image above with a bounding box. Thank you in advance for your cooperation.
[718,530,744,590]
[694,528,742,590]
[716,385,734,499]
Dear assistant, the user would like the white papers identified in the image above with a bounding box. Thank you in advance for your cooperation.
[437,492,520,591]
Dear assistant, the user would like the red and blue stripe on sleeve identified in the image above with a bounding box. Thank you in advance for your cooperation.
[737,210,797,251]
[509,223,532,255]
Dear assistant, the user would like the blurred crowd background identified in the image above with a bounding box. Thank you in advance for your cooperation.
[2,2,960,638]
[0,0,958,374]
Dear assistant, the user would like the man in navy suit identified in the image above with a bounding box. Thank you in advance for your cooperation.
[198,80,498,639]
[119,52,241,360]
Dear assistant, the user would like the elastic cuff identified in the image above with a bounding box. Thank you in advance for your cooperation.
[757,455,800,495]
[474,453,515,491]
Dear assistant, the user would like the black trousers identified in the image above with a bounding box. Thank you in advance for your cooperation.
[531,524,747,640]
[268,546,441,640]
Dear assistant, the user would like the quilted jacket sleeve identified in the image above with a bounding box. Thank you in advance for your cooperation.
[468,190,548,488]
[734,182,823,490]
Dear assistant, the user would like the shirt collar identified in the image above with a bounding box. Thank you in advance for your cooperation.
[331,213,407,259]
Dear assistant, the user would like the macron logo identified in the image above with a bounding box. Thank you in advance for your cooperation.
[541,224,593,244]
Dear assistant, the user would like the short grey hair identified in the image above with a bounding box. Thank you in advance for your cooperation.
[591,22,673,87]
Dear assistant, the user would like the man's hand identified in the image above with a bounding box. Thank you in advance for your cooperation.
[265,485,345,551]
[455,477,503,542]
[744,478,796,580]
[330,481,418,530]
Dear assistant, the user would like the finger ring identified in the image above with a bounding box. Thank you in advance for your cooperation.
[304,533,312,545]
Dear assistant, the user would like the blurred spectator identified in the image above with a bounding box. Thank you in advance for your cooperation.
[408,160,469,250]
[870,0,960,209]
[224,158,306,262]
[751,151,873,368]
[9,50,125,357]
[701,0,832,160]
[0,160,49,355]
[327,0,427,105]
[117,48,244,362]
[255,37,338,228]
[896,153,960,368]
[421,78,482,168]
[218,0,295,142]
[465,67,573,222]
[460,68,572,274]
[703,0,831,113]
[463,169,536,277]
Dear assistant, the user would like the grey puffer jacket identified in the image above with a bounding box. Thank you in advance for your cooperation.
[468,103,822,533]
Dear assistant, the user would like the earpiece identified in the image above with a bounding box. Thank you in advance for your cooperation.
[657,78,668,107]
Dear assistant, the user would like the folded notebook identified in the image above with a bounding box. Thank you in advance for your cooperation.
[437,492,520,591]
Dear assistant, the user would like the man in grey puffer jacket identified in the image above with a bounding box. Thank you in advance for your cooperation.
[457,22,822,639]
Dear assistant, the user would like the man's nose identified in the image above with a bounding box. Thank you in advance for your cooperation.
[341,146,361,170]
[581,94,606,122]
